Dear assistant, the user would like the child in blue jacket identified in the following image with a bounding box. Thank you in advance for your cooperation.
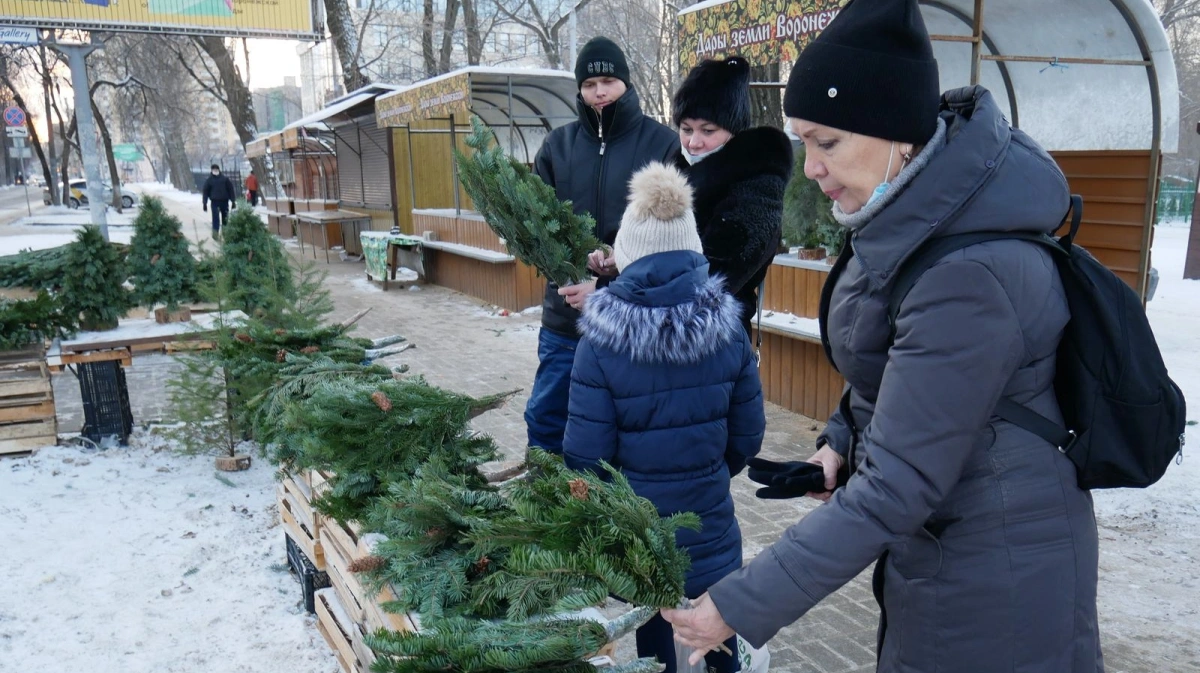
[563,162,766,673]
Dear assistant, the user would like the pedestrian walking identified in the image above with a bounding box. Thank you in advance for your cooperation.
[202,164,236,238]
[246,171,259,206]
[663,1,1103,671]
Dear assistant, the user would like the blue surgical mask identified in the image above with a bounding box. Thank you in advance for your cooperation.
[865,142,896,207]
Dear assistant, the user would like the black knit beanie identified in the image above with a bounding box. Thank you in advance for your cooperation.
[784,0,939,145]
[575,37,631,89]
[673,56,752,134]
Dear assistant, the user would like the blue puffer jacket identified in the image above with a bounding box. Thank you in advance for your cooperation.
[563,250,766,596]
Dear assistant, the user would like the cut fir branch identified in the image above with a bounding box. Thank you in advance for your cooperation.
[367,614,664,673]
[456,115,600,287]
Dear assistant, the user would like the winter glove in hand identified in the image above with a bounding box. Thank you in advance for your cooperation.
[746,457,845,499]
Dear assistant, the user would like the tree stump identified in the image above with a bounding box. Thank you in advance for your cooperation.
[215,454,252,471]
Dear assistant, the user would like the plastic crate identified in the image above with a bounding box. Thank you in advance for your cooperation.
[287,533,330,613]
[77,360,133,445]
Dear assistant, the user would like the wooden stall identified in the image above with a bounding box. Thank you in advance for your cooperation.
[681,0,1180,422]
[372,67,579,311]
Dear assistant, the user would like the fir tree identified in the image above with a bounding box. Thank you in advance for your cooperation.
[0,243,126,291]
[782,146,838,249]
[61,225,131,331]
[456,115,601,287]
[220,204,297,321]
[127,195,200,311]
[0,291,77,350]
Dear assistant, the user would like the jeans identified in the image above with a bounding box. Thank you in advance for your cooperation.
[524,327,578,454]
[210,200,230,233]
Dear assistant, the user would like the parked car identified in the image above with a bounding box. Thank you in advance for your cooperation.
[42,179,137,209]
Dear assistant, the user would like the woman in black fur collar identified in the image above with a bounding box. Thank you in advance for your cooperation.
[672,56,794,337]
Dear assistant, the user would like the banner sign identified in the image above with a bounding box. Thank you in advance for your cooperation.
[376,73,471,127]
[0,26,38,44]
[678,0,848,71]
[1,0,321,40]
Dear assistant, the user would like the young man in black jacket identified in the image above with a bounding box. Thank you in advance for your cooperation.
[524,36,678,455]
[201,164,236,238]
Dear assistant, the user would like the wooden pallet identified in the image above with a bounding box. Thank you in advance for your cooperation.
[315,588,366,673]
[0,347,56,456]
[278,480,324,570]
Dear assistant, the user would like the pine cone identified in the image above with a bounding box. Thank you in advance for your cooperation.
[371,391,392,412]
[274,329,287,336]
[276,349,287,362]
[234,332,253,343]
[348,555,387,573]
[426,527,442,538]
[569,478,589,501]
[300,345,320,354]
[472,556,491,574]
[247,250,254,262]
[150,253,161,265]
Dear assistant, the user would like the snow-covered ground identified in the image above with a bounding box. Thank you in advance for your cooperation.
[0,437,339,672]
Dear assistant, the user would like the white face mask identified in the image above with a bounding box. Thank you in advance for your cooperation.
[682,140,726,166]
[212,170,220,176]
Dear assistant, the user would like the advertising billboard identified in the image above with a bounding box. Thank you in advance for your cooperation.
[376,73,471,127]
[677,0,848,71]
[0,0,322,40]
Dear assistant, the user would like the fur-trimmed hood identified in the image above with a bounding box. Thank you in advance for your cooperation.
[579,251,745,365]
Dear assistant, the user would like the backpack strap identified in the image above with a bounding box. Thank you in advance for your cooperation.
[818,235,855,373]
[885,194,1084,452]
[755,278,765,366]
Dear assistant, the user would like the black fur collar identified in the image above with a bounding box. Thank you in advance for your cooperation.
[675,126,794,195]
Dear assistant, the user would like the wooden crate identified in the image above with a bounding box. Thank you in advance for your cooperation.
[315,588,366,673]
[278,478,324,570]
[0,347,57,456]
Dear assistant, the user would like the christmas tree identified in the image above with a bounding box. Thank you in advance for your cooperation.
[220,204,297,320]
[782,146,837,250]
[127,195,200,311]
[61,225,131,331]
[0,243,126,291]
[456,115,600,287]
[0,291,77,350]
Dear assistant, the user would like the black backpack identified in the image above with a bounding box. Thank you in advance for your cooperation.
[887,195,1186,489]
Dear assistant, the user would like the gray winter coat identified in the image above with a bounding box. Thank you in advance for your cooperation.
[707,86,1103,673]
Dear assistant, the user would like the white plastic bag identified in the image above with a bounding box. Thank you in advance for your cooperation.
[737,636,770,673]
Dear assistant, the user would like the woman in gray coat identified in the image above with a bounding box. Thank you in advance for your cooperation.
[664,1,1103,671]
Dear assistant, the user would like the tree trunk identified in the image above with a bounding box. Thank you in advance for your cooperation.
[324,0,371,93]
[439,0,462,74]
[91,97,123,212]
[191,36,273,191]
[422,0,437,77]
[462,0,483,65]
[60,115,76,203]
[749,63,783,128]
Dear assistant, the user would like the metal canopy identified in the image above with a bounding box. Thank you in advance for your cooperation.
[284,84,404,132]
[678,0,1178,154]
[375,66,579,163]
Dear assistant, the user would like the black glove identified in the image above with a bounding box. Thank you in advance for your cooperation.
[203,203,208,212]
[746,457,846,499]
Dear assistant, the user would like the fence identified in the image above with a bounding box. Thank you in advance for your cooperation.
[1155,179,1195,223]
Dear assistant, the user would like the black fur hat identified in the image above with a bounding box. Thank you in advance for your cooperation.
[672,55,752,134]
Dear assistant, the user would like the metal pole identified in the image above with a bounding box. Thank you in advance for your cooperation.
[54,40,108,240]
[569,6,578,71]
[24,182,32,216]
[969,0,984,86]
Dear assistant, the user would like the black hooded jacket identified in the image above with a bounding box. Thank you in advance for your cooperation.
[674,126,793,335]
[532,87,678,337]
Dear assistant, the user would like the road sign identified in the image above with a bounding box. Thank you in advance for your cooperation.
[7,148,32,159]
[6,126,28,138]
[0,27,38,45]
[3,107,26,127]
[112,143,143,162]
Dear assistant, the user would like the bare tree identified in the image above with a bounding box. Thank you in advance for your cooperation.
[0,47,57,195]
[497,0,595,69]
[326,0,373,91]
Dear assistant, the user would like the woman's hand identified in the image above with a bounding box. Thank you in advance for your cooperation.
[661,594,736,666]
[587,249,618,277]
[558,280,598,310]
[806,445,845,502]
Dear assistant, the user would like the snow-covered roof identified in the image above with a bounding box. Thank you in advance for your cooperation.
[678,0,1179,153]
[283,84,405,132]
